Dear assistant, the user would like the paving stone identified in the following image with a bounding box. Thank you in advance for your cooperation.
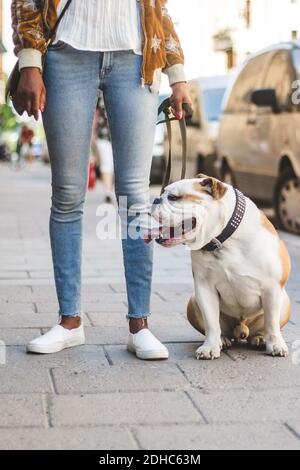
[0,302,36,315]
[150,301,188,315]
[0,313,90,328]
[50,392,203,426]
[87,311,186,327]
[110,282,193,293]
[178,345,300,391]
[0,362,52,393]
[286,421,300,440]
[84,325,201,345]
[0,271,29,279]
[0,286,33,302]
[52,363,189,394]
[284,323,300,343]
[5,345,108,368]
[151,325,201,343]
[0,395,45,428]
[133,423,300,450]
[28,271,53,279]
[189,388,300,423]
[105,342,200,364]
[85,326,128,345]
[0,329,41,346]
[82,284,115,295]
[31,284,114,302]
[35,301,127,314]
[0,426,136,450]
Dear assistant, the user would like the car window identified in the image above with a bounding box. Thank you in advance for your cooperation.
[262,51,295,111]
[226,53,270,113]
[202,88,226,121]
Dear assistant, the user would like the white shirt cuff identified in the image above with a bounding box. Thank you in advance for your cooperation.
[164,64,187,86]
[18,49,43,71]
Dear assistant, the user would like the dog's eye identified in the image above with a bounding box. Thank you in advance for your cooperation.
[168,194,182,202]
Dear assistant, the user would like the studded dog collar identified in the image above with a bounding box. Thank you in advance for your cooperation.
[201,189,246,253]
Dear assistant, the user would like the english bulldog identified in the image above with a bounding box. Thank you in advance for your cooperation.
[146,175,291,360]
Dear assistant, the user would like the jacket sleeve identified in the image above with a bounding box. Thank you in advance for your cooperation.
[11,0,46,70]
[160,0,186,85]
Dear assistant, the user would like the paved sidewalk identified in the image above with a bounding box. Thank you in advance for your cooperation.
[0,162,300,450]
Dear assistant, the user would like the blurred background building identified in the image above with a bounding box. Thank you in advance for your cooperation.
[1,0,300,81]
[168,0,300,79]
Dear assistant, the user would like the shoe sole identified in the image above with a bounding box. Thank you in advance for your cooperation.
[127,344,169,360]
[27,338,85,355]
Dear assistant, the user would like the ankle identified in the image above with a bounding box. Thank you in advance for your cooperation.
[129,318,148,334]
[60,315,81,330]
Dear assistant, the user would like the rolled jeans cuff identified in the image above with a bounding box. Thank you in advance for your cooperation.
[126,313,152,320]
[59,311,82,317]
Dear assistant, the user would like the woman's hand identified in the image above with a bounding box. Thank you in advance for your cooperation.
[14,67,46,120]
[170,82,192,120]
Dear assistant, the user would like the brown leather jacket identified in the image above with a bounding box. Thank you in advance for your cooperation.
[11,0,186,89]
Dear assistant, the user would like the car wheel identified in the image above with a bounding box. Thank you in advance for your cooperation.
[275,169,300,235]
[222,163,236,186]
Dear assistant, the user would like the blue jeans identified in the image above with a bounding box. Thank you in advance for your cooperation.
[43,43,159,318]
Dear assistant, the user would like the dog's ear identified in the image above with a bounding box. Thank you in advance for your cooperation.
[198,177,228,200]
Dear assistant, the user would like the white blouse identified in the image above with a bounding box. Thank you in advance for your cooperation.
[55,0,143,55]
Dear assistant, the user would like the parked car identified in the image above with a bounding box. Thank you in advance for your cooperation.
[164,75,229,181]
[217,41,300,234]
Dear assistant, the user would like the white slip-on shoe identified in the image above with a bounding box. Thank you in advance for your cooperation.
[27,323,85,354]
[127,329,169,360]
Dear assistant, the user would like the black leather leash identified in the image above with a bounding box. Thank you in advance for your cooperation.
[157,98,193,195]
[154,99,246,252]
[45,0,73,47]
[201,188,246,252]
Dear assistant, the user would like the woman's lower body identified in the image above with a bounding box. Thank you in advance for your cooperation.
[26,43,169,359]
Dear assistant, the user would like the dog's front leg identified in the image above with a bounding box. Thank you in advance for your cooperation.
[194,279,222,360]
[263,286,289,357]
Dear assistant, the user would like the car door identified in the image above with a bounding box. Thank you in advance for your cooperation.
[248,50,296,199]
[220,53,269,194]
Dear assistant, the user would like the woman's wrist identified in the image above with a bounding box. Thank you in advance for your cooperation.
[18,48,43,71]
[164,63,186,87]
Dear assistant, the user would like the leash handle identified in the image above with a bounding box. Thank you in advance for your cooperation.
[157,98,193,194]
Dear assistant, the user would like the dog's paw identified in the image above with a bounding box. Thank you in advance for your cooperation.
[248,335,266,350]
[195,342,221,360]
[266,336,289,357]
[221,336,232,350]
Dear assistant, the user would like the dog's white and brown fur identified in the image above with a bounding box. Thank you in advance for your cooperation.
[150,175,291,360]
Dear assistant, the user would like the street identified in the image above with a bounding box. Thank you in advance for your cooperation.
[0,161,300,450]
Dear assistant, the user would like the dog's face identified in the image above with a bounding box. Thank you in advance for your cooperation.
[147,175,228,250]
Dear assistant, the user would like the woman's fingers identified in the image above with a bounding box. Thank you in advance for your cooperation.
[40,87,46,114]
[170,82,193,120]
[15,67,45,120]
[171,96,183,120]
[31,92,40,121]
